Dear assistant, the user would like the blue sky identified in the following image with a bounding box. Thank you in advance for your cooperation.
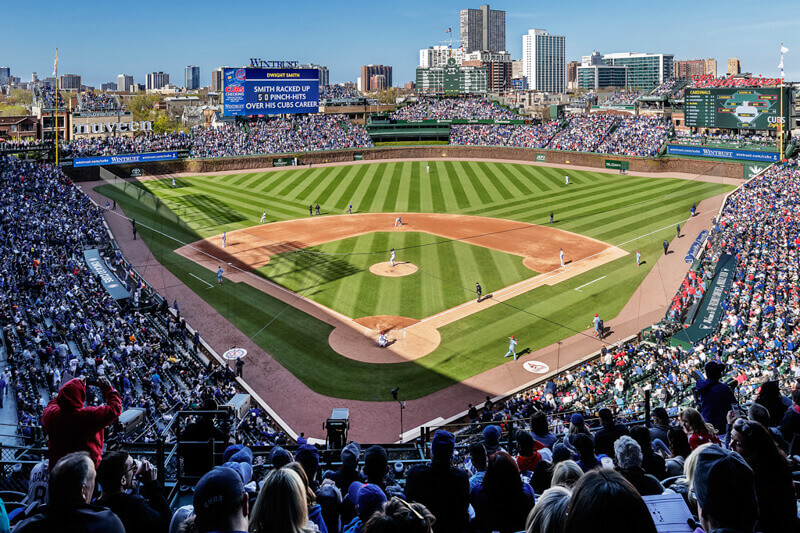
[3,0,798,87]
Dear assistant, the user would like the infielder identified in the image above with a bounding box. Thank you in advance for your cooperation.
[394,216,402,227]
[260,212,266,224]
[476,282,482,302]
[636,250,641,266]
[504,336,518,360]
[378,333,388,348]
[222,231,227,248]
[347,204,353,214]
[390,248,396,267]
[217,266,223,284]
[560,248,565,267]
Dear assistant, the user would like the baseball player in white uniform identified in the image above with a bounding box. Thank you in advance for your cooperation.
[260,212,266,224]
[390,248,396,267]
[426,164,430,173]
[222,231,227,248]
[564,175,570,185]
[394,216,402,227]
[172,178,177,188]
[378,333,388,347]
[504,336,518,360]
[560,248,565,267]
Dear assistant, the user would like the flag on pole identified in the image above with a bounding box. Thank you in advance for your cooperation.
[781,45,789,54]
[52,48,58,76]
[445,27,451,33]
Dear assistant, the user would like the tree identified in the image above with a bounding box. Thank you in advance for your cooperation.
[6,89,32,106]
[0,104,28,116]
[126,94,162,121]
[375,87,400,104]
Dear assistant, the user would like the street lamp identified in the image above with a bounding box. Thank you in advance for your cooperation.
[391,387,405,441]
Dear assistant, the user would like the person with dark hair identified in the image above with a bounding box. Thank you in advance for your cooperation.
[695,361,737,434]
[593,408,629,458]
[753,381,789,428]
[363,445,403,499]
[467,443,487,491]
[729,419,798,532]
[613,436,664,496]
[514,430,543,478]
[779,387,800,446]
[42,377,122,469]
[648,407,671,444]
[323,442,364,494]
[15,451,125,532]
[470,451,535,533]
[405,430,469,533]
[294,444,321,491]
[95,450,172,533]
[572,433,603,472]
[629,426,666,480]
[664,427,692,477]
[481,425,503,455]
[564,469,657,533]
[530,411,557,449]
[693,445,758,533]
[188,467,249,533]
[745,403,788,453]
[344,483,386,533]
[363,497,435,533]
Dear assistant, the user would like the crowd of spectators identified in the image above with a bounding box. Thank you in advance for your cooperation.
[673,131,777,150]
[548,114,617,152]
[449,122,560,149]
[390,97,519,121]
[59,115,373,159]
[0,157,282,451]
[648,78,687,98]
[596,116,671,157]
[77,92,120,112]
[601,90,640,106]
[320,85,362,100]
[34,86,65,109]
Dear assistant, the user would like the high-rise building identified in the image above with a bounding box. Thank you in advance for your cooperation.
[31,72,38,83]
[100,82,118,92]
[460,4,505,54]
[576,52,627,90]
[299,64,329,86]
[117,74,134,92]
[566,61,579,84]
[145,71,170,91]
[522,29,566,93]
[420,46,464,68]
[583,52,673,90]
[704,59,717,77]
[727,57,741,76]
[370,74,388,91]
[359,65,392,92]
[211,68,225,93]
[675,58,717,79]
[185,66,200,90]
[59,74,81,91]
[0,67,10,86]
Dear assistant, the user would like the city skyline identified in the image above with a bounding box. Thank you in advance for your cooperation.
[2,0,798,89]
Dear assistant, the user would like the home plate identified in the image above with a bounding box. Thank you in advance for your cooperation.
[523,361,550,374]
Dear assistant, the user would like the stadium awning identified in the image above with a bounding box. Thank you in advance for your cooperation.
[83,249,131,300]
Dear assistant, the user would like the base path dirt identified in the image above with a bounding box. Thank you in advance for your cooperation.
[369,262,418,277]
[175,213,625,363]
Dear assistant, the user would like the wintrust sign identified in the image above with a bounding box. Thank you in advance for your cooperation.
[73,121,153,135]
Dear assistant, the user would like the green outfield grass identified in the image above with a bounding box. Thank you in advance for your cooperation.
[96,161,734,400]
[263,232,536,319]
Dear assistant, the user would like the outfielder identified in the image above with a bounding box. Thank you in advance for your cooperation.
[504,336,518,360]
[564,175,570,185]
[347,204,353,214]
[260,212,266,224]
[390,248,396,267]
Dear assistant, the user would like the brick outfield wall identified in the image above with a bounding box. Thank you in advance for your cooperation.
[64,146,746,181]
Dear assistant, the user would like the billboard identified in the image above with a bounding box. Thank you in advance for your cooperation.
[684,87,790,130]
[666,145,778,162]
[73,151,180,167]
[223,68,319,116]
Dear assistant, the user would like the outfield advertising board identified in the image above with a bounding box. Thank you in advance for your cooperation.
[605,160,629,170]
[666,145,778,162]
[223,68,319,116]
[684,87,790,130]
[74,151,179,167]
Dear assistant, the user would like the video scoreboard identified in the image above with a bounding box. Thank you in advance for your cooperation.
[223,68,319,117]
[684,87,790,130]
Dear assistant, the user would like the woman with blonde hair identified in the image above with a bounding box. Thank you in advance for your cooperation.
[550,460,582,489]
[249,468,315,533]
[679,408,719,449]
[525,486,571,533]
[283,462,327,533]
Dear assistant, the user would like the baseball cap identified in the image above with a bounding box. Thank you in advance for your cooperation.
[693,445,757,526]
[705,361,726,379]
[482,424,501,445]
[356,483,387,519]
[222,444,253,465]
[193,467,244,520]
[221,461,252,485]
[295,444,320,478]
[431,430,455,458]
[268,446,292,469]
[570,413,584,426]
[341,442,361,469]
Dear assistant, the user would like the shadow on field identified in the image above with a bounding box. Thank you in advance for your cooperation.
[169,193,246,229]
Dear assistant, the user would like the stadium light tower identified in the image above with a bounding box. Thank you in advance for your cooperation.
[391,387,405,440]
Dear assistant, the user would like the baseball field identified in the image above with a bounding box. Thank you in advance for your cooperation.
[95,160,732,402]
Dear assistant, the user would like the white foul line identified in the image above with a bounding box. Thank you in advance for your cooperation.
[189,273,214,288]
[574,276,606,292]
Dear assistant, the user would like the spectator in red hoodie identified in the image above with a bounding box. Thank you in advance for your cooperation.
[42,377,122,470]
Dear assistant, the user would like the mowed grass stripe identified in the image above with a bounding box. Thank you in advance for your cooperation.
[507,164,551,193]
[373,233,405,316]
[330,164,370,212]
[477,162,514,200]
[400,232,424,316]
[350,163,382,213]
[238,173,266,190]
[313,165,350,209]
[440,162,470,210]
[324,237,373,316]
[188,181,306,218]
[452,161,486,207]
[364,163,394,212]
[407,163,423,213]
[493,163,534,196]
[419,167,437,213]
[379,163,404,212]
[429,164,448,213]
[290,169,330,203]
[252,169,295,193]
[461,161,498,205]
[273,168,315,197]
[394,163,413,213]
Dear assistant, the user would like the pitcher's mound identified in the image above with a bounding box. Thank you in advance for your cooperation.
[369,261,418,277]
